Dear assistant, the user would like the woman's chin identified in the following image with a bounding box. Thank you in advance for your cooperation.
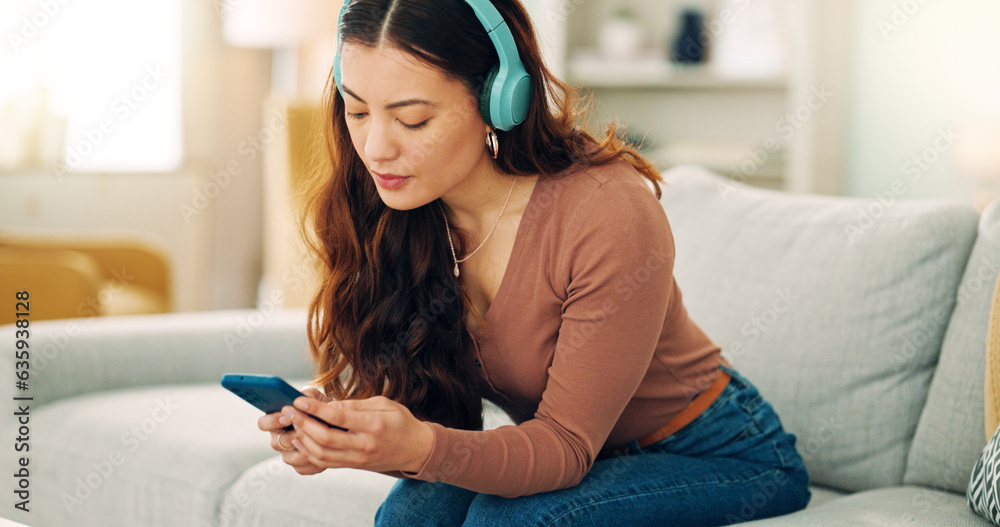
[377,192,427,212]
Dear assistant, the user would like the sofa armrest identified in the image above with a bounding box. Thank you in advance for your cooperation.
[0,308,313,407]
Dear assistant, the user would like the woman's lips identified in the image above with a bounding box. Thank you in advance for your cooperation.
[372,171,410,190]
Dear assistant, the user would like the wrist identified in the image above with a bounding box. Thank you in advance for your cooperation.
[405,421,434,474]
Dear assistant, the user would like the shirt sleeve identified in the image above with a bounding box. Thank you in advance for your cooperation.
[405,174,675,497]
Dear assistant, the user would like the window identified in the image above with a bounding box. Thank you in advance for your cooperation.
[0,0,182,173]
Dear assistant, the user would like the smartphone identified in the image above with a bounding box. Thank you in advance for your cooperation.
[220,373,347,431]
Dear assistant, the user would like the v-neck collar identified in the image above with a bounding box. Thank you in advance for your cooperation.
[468,173,546,340]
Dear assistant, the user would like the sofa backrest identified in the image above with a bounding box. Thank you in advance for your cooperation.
[0,309,313,408]
[903,201,998,492]
[659,166,979,493]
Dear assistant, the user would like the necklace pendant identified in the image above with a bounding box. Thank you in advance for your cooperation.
[454,263,460,277]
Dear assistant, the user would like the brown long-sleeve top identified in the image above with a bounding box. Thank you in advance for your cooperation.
[405,158,723,497]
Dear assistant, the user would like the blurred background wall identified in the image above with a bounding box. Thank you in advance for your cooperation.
[844,0,1000,202]
[0,0,997,319]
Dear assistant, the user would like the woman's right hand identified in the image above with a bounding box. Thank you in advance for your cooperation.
[258,386,330,475]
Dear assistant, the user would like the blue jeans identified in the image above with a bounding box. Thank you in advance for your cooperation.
[375,365,811,526]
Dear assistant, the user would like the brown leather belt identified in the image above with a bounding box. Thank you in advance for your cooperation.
[598,358,732,460]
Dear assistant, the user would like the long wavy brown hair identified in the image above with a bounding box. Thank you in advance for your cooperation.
[301,0,664,431]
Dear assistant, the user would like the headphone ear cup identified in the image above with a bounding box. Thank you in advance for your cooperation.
[478,65,500,128]
[503,68,531,129]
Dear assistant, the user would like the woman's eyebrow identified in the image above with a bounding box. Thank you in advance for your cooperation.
[342,84,437,109]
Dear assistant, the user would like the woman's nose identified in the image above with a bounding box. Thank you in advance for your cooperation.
[364,120,400,162]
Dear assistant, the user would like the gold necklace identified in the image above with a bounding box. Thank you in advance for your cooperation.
[442,177,517,278]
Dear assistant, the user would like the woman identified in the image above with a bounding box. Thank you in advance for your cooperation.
[258,0,812,525]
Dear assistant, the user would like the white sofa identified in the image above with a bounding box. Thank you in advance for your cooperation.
[1,165,994,526]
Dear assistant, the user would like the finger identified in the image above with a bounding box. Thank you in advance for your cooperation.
[292,397,360,431]
[293,463,325,476]
[258,411,292,432]
[292,433,354,469]
[333,395,393,412]
[283,406,361,453]
[270,428,302,453]
[300,386,328,402]
[280,448,314,467]
[291,432,326,465]
[270,431,287,452]
[281,449,325,475]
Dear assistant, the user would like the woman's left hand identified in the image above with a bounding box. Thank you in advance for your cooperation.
[282,395,434,474]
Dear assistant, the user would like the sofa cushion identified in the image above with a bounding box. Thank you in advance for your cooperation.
[808,485,848,508]
[217,467,850,527]
[660,165,980,492]
[21,382,298,527]
[218,399,517,527]
[904,200,1000,492]
[967,423,1000,525]
[740,486,992,526]
[220,458,396,526]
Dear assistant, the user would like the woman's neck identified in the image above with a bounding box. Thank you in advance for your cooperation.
[439,163,523,235]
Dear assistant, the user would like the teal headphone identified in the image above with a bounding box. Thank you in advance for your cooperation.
[332,0,532,131]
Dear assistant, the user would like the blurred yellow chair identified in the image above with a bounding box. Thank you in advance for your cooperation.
[260,99,325,308]
[0,228,172,325]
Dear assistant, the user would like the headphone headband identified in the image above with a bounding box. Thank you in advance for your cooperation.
[464,0,516,70]
[333,0,531,131]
